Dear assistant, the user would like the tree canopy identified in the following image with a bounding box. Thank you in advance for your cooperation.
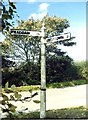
[2,15,76,62]
[1,15,79,86]
[0,0,17,31]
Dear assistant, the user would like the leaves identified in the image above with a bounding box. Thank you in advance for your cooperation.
[11,84,16,91]
[14,91,22,100]
[1,100,6,105]
[33,100,40,104]
[29,89,32,93]
[10,95,15,100]
[2,15,76,86]
[0,85,39,116]
[2,93,9,101]
[4,88,13,93]
[1,1,17,31]
[8,103,17,112]
[2,108,9,113]
[9,2,16,9]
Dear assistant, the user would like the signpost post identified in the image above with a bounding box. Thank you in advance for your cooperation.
[10,24,72,119]
[40,23,46,118]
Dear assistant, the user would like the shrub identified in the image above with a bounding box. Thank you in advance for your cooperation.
[0,83,39,118]
[75,61,88,80]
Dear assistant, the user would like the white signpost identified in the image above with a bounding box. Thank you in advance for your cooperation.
[46,32,71,45]
[10,24,71,119]
[10,29,41,36]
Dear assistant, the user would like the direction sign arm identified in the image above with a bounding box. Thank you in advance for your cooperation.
[10,29,41,36]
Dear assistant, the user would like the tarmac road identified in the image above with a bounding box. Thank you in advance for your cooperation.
[0,84,86,118]
[9,84,86,112]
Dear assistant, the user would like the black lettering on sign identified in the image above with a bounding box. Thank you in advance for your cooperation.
[10,29,31,35]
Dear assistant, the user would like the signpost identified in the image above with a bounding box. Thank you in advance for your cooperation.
[10,24,72,119]
[40,23,46,118]
[10,29,41,36]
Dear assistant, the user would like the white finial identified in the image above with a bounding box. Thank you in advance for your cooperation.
[41,23,46,31]
[42,22,45,27]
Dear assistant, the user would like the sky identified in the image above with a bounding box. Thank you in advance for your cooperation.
[1,1,86,61]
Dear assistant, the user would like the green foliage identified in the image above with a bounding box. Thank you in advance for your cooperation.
[2,55,80,86]
[14,91,22,101]
[2,79,85,93]
[3,106,87,119]
[5,82,9,89]
[2,56,16,87]
[0,92,17,114]
[1,0,17,31]
[1,83,22,114]
[47,79,86,88]
[81,62,88,80]
[2,15,76,86]
[2,85,40,93]
[11,84,16,90]
[33,100,40,104]
[46,106,87,119]
[46,55,79,83]
[43,15,70,34]
[75,61,88,80]
[16,85,40,92]
[1,83,39,118]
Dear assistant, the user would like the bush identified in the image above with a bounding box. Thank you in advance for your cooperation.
[75,61,88,80]
[1,83,39,119]
[46,55,79,83]
[47,79,86,88]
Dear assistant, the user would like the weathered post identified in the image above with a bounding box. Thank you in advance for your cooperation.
[40,23,46,118]
[10,24,72,119]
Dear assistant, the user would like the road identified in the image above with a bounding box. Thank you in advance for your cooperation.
[0,84,86,118]
[9,84,86,112]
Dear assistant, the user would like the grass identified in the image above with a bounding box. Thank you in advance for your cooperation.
[2,106,88,119]
[2,79,86,93]
[47,79,86,89]
[16,85,40,92]
[2,85,40,93]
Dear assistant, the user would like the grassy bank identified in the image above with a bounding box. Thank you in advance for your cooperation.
[2,79,86,93]
[47,79,86,88]
[2,106,87,119]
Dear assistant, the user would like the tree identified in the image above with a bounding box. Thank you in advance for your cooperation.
[46,54,79,83]
[2,55,16,87]
[5,15,75,63]
[0,0,18,67]
[0,0,17,31]
[2,15,76,85]
[0,0,18,86]
[75,61,88,80]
